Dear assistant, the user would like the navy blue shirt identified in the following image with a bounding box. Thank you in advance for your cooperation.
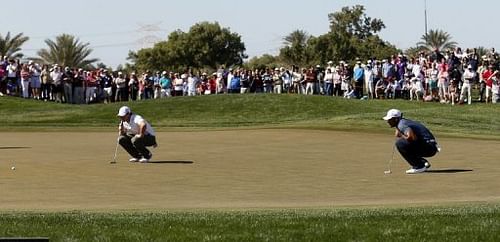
[397,118,436,143]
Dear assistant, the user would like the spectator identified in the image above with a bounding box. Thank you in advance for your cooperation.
[62,68,73,103]
[6,59,18,96]
[101,70,113,103]
[477,60,488,102]
[208,73,217,94]
[490,71,500,103]
[173,74,184,96]
[0,56,6,96]
[40,65,52,101]
[153,71,162,99]
[364,63,374,99]
[228,70,241,94]
[129,73,139,101]
[143,71,154,99]
[324,68,334,96]
[29,61,42,99]
[114,71,128,102]
[252,70,263,93]
[20,64,31,98]
[315,65,324,94]
[332,67,343,97]
[216,72,225,94]
[159,71,171,98]
[72,69,85,104]
[460,65,475,105]
[272,68,282,94]
[138,73,147,100]
[50,66,63,103]
[437,63,449,103]
[240,70,250,94]
[483,65,494,103]
[85,71,98,104]
[427,62,439,101]
[305,67,315,95]
[262,69,273,93]
[375,76,387,99]
[291,66,303,94]
[187,72,198,96]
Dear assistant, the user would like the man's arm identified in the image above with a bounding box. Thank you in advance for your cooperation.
[136,121,147,138]
[395,127,416,142]
[118,121,125,135]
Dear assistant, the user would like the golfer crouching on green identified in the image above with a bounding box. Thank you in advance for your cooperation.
[117,106,157,163]
[383,109,439,174]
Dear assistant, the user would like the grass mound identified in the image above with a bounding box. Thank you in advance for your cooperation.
[1,95,499,138]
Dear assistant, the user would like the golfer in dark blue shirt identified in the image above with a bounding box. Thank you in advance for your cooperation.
[383,109,440,174]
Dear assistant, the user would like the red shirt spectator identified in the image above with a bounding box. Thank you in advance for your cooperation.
[483,67,494,87]
[208,75,217,93]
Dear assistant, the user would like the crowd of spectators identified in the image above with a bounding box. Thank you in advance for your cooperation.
[1,47,499,104]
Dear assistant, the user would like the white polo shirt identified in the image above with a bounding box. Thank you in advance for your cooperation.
[122,114,155,136]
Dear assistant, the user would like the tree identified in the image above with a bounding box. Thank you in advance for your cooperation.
[36,34,98,68]
[416,29,457,52]
[328,5,385,39]
[245,54,280,70]
[325,5,394,62]
[130,22,246,72]
[0,32,29,59]
[404,46,427,58]
[474,46,488,59]
[278,5,398,66]
[279,30,311,66]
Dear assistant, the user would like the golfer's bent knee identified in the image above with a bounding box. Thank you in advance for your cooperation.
[395,139,409,152]
[118,135,129,145]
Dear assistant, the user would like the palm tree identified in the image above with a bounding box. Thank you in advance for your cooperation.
[416,29,457,52]
[36,34,98,68]
[280,30,311,66]
[0,32,29,59]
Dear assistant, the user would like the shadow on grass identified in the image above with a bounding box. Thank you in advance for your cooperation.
[0,146,31,150]
[148,160,194,164]
[426,169,473,174]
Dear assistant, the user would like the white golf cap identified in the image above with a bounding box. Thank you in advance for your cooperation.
[117,106,131,117]
[383,109,402,120]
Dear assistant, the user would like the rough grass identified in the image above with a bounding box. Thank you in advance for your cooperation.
[1,205,500,241]
[1,95,500,138]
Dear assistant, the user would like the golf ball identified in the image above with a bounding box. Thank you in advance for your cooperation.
[11,166,16,170]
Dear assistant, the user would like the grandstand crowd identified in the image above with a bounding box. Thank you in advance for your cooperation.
[1,47,499,104]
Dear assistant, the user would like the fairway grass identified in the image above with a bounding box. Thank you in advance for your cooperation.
[1,205,500,241]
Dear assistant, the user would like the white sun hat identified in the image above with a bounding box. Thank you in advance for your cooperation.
[382,109,402,120]
[117,106,131,117]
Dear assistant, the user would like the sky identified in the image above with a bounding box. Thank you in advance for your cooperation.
[3,0,499,68]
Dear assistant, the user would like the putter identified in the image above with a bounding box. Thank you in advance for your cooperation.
[384,144,396,174]
[110,139,119,164]
[110,122,123,164]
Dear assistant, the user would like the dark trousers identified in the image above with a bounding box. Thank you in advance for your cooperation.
[119,134,157,159]
[396,139,437,168]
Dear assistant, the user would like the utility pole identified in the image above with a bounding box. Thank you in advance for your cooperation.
[424,0,428,36]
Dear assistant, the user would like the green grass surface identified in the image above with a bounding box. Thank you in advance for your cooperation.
[2,95,499,241]
[1,95,499,138]
[1,205,499,241]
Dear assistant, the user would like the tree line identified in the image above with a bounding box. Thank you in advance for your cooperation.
[0,5,471,73]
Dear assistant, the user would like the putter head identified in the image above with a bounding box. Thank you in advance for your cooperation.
[109,161,116,164]
[384,170,392,174]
